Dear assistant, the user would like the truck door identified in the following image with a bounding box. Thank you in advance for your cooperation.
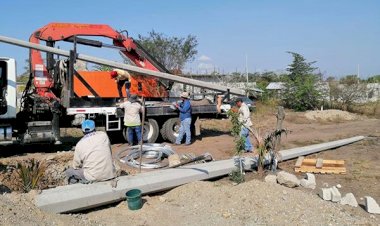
[0,58,17,119]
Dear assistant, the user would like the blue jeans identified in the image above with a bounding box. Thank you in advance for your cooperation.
[240,127,252,152]
[176,118,192,144]
[128,126,142,145]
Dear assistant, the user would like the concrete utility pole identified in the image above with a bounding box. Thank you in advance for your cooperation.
[0,35,245,96]
[245,54,249,97]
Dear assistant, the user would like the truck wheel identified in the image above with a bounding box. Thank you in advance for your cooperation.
[161,117,181,143]
[123,119,159,143]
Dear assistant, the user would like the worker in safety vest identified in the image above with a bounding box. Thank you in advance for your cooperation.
[110,69,131,99]
[65,119,116,184]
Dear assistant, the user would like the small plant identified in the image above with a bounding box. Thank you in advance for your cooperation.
[229,169,245,184]
[16,159,46,192]
[227,109,245,155]
[254,129,288,173]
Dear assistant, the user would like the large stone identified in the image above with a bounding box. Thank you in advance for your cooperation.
[340,193,358,207]
[264,174,277,184]
[319,188,332,201]
[331,186,342,202]
[276,171,300,188]
[365,196,380,214]
[300,173,316,189]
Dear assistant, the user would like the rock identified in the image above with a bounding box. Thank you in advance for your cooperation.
[264,175,277,184]
[323,182,329,187]
[331,186,341,202]
[319,188,332,201]
[340,193,358,207]
[276,171,300,188]
[159,196,167,203]
[282,190,288,195]
[336,184,342,189]
[365,196,380,214]
[300,173,316,189]
[168,154,181,167]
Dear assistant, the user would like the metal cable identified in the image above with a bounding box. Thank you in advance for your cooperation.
[115,143,176,169]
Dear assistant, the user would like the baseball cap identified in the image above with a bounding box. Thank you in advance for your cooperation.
[81,119,95,132]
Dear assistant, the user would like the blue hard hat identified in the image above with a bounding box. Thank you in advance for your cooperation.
[81,119,95,132]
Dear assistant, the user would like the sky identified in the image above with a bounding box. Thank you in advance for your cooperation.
[0,0,379,78]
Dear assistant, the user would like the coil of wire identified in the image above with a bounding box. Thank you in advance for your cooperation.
[115,143,176,169]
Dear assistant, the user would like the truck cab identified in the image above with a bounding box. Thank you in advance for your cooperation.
[0,57,17,143]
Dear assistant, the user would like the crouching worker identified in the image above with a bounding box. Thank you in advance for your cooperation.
[65,119,116,184]
[110,69,131,99]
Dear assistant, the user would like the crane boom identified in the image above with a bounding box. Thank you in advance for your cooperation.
[0,35,246,96]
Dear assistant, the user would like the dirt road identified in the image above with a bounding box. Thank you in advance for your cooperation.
[0,109,379,225]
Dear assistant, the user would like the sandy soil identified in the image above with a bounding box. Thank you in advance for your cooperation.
[0,109,379,225]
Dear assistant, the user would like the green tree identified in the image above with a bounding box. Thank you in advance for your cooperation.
[367,75,380,83]
[283,52,321,111]
[93,64,113,71]
[138,30,198,73]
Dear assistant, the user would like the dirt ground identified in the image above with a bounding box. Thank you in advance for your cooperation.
[0,107,379,225]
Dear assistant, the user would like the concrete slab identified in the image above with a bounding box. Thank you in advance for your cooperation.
[365,196,380,214]
[331,186,342,202]
[319,188,332,201]
[36,159,236,213]
[300,173,316,189]
[340,193,358,207]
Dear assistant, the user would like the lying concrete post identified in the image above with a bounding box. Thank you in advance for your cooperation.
[36,159,236,213]
[278,136,365,161]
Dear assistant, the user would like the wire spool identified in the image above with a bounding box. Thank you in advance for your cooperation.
[115,143,175,169]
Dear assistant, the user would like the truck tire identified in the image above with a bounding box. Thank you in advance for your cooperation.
[161,117,181,143]
[123,118,159,143]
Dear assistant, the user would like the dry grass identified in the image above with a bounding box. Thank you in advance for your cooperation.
[201,119,231,132]
[350,101,380,118]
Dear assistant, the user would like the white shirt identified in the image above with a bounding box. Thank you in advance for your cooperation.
[73,131,116,181]
[238,102,252,128]
[119,101,143,126]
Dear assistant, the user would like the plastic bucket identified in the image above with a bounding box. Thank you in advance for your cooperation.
[126,189,142,210]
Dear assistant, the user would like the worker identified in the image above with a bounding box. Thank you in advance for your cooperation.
[236,98,253,152]
[110,69,131,99]
[65,119,116,184]
[175,92,192,145]
[118,94,144,145]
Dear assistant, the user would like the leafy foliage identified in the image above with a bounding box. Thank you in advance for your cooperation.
[329,75,368,110]
[254,129,288,171]
[93,64,113,71]
[283,52,321,111]
[229,169,245,184]
[138,30,198,73]
[367,75,380,83]
[16,159,46,192]
[227,109,245,155]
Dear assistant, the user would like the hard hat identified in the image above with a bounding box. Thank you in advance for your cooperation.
[81,119,95,132]
[110,71,118,79]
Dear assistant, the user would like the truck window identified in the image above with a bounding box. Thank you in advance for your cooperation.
[0,61,7,86]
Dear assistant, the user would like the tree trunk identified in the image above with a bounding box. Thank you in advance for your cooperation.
[275,106,285,152]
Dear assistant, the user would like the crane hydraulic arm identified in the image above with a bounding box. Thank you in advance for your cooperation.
[29,23,171,102]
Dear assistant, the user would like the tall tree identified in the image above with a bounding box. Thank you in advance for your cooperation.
[138,30,198,74]
[283,52,321,111]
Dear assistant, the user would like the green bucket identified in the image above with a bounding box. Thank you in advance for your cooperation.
[126,189,143,210]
